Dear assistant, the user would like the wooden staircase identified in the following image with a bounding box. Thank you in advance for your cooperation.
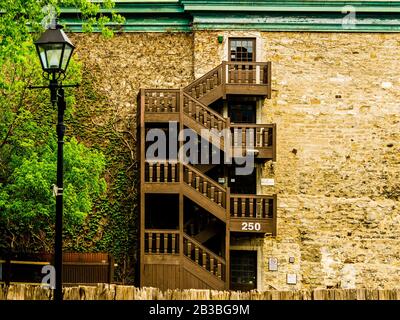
[144,161,228,222]
[190,220,220,244]
[182,233,226,289]
[141,62,276,159]
[184,61,272,105]
[139,61,276,291]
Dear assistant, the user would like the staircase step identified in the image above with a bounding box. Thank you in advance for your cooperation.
[182,184,226,222]
[182,256,226,290]
[195,164,218,174]
[183,114,225,150]
[182,232,226,289]
[198,86,224,106]
[193,223,219,243]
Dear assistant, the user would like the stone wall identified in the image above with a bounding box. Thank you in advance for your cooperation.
[70,32,194,120]
[70,31,399,289]
[194,31,400,290]
[64,33,194,281]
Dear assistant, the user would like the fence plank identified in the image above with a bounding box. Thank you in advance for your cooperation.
[1,284,400,300]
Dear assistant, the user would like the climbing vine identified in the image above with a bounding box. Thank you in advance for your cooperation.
[0,0,136,283]
[67,75,138,282]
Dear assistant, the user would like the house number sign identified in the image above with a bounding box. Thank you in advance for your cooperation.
[241,222,261,231]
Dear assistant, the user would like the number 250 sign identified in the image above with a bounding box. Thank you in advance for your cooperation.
[241,222,261,231]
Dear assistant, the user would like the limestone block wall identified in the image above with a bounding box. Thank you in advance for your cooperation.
[194,31,400,290]
[70,31,399,289]
[70,33,194,121]
[63,33,194,280]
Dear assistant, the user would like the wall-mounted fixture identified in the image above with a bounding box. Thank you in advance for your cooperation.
[218,35,224,43]
[261,178,275,186]
[268,257,278,271]
[287,274,297,285]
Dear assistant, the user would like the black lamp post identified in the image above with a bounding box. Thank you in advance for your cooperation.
[33,21,75,302]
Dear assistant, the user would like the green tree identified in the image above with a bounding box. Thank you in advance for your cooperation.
[0,1,122,252]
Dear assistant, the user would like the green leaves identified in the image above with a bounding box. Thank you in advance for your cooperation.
[0,0,111,252]
[0,2,134,282]
[0,133,107,247]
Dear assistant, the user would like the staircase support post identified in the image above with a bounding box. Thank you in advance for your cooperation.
[139,88,146,288]
[179,88,184,287]
[225,186,230,289]
[221,61,227,100]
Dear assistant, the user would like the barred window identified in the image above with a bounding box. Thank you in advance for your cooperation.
[229,38,256,62]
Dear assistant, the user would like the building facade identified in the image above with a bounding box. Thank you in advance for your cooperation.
[63,1,400,290]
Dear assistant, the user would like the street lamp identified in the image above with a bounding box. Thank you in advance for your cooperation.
[33,21,75,302]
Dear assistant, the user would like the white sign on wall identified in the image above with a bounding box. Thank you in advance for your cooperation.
[261,178,275,186]
[287,274,297,285]
[268,257,278,271]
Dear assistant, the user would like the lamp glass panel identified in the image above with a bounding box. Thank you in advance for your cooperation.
[38,46,48,69]
[61,44,73,70]
[46,43,64,69]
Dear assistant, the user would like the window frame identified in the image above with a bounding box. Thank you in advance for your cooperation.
[228,37,257,62]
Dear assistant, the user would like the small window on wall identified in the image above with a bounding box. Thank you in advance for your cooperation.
[229,38,256,62]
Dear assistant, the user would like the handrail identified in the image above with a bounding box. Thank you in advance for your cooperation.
[184,61,270,91]
[225,61,270,66]
[224,61,271,86]
[144,161,179,183]
[183,92,227,123]
[144,229,180,234]
[183,233,225,265]
[143,89,180,113]
[184,163,226,193]
[184,64,222,92]
[144,230,180,254]
[143,89,180,92]
[145,159,179,164]
[230,124,275,128]
[230,194,275,199]
[230,194,275,219]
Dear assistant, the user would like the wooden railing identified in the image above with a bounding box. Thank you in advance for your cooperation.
[224,61,271,85]
[231,124,275,149]
[183,163,227,209]
[182,92,228,131]
[144,230,180,254]
[183,61,271,100]
[145,161,179,183]
[184,64,223,100]
[230,195,275,219]
[143,89,180,113]
[142,62,271,117]
[183,233,225,280]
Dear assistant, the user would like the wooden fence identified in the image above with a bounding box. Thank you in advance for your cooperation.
[1,283,400,300]
[0,253,113,285]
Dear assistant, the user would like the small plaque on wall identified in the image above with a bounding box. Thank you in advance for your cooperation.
[268,257,278,271]
[287,274,297,285]
[261,178,275,186]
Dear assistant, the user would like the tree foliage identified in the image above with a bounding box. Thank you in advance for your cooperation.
[0,0,123,252]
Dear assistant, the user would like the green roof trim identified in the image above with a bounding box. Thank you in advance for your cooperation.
[181,0,400,12]
[59,0,400,32]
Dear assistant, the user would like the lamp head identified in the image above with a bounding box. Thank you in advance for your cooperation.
[35,21,75,75]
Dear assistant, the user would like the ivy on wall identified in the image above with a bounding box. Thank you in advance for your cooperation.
[0,0,135,283]
[68,76,137,283]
